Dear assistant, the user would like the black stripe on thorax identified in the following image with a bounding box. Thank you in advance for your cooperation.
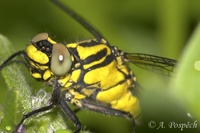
[82,48,107,64]
[85,53,114,72]
[78,40,100,47]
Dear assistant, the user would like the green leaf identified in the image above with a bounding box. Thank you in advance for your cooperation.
[0,34,32,132]
[171,23,200,121]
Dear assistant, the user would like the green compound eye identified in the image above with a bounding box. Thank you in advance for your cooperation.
[51,43,72,76]
[32,33,49,43]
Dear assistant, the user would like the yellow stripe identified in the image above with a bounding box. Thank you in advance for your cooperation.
[83,61,125,89]
[47,37,57,45]
[70,69,81,83]
[96,81,127,103]
[58,75,70,87]
[111,91,141,119]
[26,45,49,64]
[77,44,110,60]
[43,70,52,80]
[31,73,42,79]
[69,89,86,99]
[67,43,77,48]
[29,60,49,71]
[83,55,107,69]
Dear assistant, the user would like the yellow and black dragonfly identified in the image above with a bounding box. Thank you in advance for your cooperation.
[0,0,176,133]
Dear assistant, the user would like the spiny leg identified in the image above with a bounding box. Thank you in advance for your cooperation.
[77,98,136,133]
[0,51,26,71]
[14,104,54,133]
[59,96,82,133]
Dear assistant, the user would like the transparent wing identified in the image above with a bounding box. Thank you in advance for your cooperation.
[125,53,177,76]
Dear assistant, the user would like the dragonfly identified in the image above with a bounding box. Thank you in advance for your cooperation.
[0,0,176,133]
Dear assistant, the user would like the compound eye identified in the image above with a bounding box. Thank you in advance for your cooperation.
[51,43,72,76]
[32,33,49,43]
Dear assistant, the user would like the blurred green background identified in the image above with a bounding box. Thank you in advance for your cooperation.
[0,0,200,133]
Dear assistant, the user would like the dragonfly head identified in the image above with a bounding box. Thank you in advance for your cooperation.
[26,33,72,81]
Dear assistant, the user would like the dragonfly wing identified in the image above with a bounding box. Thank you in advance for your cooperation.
[125,53,177,76]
